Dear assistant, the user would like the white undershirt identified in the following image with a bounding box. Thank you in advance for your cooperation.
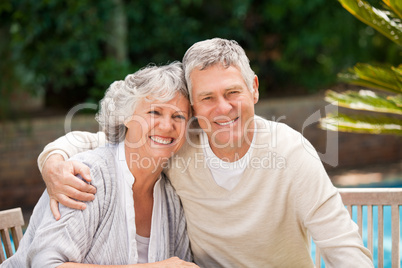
[135,234,150,264]
[115,142,161,264]
[201,130,255,191]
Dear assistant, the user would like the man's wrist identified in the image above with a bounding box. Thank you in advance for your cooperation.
[42,153,65,173]
[39,149,69,172]
[46,153,65,162]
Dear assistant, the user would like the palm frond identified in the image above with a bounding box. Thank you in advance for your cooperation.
[382,0,402,19]
[320,112,402,135]
[325,89,402,114]
[338,0,402,45]
[323,1,402,136]
[392,64,402,77]
[338,63,402,94]
[387,94,402,107]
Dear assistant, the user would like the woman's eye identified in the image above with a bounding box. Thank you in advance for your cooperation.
[149,110,160,115]
[174,114,186,120]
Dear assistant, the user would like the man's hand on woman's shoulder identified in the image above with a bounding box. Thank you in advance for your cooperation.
[42,154,97,220]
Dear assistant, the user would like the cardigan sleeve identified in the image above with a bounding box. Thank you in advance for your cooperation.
[26,164,105,267]
[37,131,106,172]
[162,177,193,262]
[173,195,193,262]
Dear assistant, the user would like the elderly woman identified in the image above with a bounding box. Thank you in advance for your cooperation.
[2,62,197,267]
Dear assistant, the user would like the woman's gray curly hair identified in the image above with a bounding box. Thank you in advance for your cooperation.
[96,61,188,144]
[182,38,255,104]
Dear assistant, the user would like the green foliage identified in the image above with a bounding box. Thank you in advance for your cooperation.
[338,63,402,94]
[321,112,402,134]
[388,94,402,106]
[321,0,402,135]
[1,0,117,109]
[0,0,398,119]
[325,89,402,113]
[12,1,112,89]
[88,58,134,103]
[339,0,402,45]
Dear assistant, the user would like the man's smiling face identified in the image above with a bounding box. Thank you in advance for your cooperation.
[190,64,259,155]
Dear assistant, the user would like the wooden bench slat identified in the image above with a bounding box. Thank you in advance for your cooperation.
[367,205,373,253]
[391,205,400,268]
[0,207,25,264]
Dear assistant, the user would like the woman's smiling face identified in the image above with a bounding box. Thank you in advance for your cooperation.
[124,93,190,162]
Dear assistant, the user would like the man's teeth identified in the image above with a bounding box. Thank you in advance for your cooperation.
[216,118,237,126]
[150,136,173,144]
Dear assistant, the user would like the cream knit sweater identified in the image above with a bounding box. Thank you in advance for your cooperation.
[166,116,373,267]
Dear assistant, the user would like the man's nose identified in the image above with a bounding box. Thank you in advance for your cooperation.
[216,97,232,114]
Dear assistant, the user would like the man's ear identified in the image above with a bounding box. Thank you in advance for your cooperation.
[253,75,259,104]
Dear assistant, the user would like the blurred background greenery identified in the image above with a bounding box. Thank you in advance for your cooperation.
[0,0,400,120]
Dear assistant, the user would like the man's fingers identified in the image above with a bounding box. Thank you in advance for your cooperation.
[58,194,87,210]
[67,184,96,202]
[68,161,96,194]
[57,183,95,202]
[70,161,92,182]
[65,173,97,195]
[50,199,61,221]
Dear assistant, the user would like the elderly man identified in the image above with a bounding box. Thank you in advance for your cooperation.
[38,38,373,267]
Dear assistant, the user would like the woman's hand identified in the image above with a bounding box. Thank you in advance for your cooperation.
[42,154,97,220]
[59,257,199,267]
[147,257,199,267]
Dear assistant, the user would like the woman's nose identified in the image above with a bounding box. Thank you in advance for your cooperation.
[158,116,174,131]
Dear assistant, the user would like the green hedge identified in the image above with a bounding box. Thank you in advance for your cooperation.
[0,0,398,117]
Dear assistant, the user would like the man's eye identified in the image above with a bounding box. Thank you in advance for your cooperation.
[202,96,212,101]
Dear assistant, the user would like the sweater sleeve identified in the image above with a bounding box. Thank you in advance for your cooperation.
[292,137,373,267]
[37,131,106,172]
[26,163,105,267]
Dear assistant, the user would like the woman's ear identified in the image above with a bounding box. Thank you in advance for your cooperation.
[124,116,132,128]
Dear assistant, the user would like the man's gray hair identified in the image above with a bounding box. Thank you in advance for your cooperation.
[182,38,255,104]
[96,61,188,144]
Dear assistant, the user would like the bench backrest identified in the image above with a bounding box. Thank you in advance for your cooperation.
[315,188,402,268]
[0,207,24,263]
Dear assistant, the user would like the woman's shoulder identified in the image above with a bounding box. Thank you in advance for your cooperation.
[69,146,119,192]
[70,146,117,169]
